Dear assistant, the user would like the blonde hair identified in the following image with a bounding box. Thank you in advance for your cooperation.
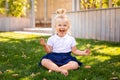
[56,8,66,14]
[53,8,71,34]
[53,8,70,26]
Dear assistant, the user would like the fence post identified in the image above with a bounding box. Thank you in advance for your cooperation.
[5,0,9,31]
[72,0,76,11]
[44,0,47,27]
[109,0,112,8]
[72,0,80,11]
[30,0,35,28]
[76,0,80,11]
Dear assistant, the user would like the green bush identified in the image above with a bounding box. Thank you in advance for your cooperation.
[80,0,120,10]
[0,0,30,17]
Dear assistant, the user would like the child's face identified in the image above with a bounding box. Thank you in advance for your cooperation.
[55,18,70,37]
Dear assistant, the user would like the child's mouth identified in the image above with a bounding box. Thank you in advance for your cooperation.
[59,30,65,33]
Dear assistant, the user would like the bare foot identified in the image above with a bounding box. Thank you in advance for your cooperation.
[60,69,68,76]
[48,69,68,76]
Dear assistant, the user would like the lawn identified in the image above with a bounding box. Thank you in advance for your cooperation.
[0,32,120,80]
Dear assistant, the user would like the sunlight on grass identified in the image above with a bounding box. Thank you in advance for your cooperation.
[102,47,120,55]
[97,47,120,56]
[0,32,39,40]
[20,77,31,80]
[95,55,111,62]
[0,32,120,80]
[77,55,111,65]
[93,45,120,56]
[0,38,10,41]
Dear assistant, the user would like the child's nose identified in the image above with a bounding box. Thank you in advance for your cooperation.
[61,26,64,28]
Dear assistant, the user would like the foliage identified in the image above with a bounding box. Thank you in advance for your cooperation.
[112,0,120,7]
[80,0,120,10]
[0,0,30,17]
[0,32,120,80]
[0,0,5,14]
[102,0,109,8]
[8,0,29,17]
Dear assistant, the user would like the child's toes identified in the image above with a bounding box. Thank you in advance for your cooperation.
[61,70,68,76]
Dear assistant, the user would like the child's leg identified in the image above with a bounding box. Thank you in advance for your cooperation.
[41,59,68,76]
[60,61,79,70]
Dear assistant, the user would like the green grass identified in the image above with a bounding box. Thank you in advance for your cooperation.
[0,32,120,80]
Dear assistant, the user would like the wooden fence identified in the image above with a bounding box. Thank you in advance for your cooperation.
[64,7,120,42]
[0,17,30,31]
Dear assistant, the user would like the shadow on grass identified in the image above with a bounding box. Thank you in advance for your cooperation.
[0,35,49,80]
[74,38,120,80]
[0,35,120,80]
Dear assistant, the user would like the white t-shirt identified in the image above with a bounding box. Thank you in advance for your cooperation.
[47,34,76,53]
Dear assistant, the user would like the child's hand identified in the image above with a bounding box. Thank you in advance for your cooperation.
[84,49,91,55]
[40,38,46,46]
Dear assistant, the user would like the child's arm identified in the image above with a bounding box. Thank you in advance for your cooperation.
[40,38,52,53]
[72,46,90,56]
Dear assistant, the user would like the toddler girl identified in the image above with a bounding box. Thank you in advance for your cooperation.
[39,9,90,76]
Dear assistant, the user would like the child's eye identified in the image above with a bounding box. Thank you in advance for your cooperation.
[63,25,67,26]
[58,24,62,26]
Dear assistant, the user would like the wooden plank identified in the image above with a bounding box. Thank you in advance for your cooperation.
[65,7,120,42]
[78,11,82,38]
[101,9,106,41]
[81,11,84,38]
[110,9,116,42]
[68,13,72,35]
[73,12,78,37]
[82,11,85,39]
[73,13,76,37]
[115,8,120,42]
[106,9,111,41]
[71,13,75,36]
[82,11,86,39]
[51,14,55,34]
[88,11,93,39]
[87,11,90,39]
[71,13,74,36]
[76,12,80,38]
[85,11,89,39]
[92,10,96,39]
[96,10,101,40]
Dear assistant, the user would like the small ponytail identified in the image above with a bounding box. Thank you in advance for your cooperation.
[54,8,68,20]
[56,8,66,15]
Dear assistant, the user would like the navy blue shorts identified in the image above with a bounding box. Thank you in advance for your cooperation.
[39,52,82,66]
